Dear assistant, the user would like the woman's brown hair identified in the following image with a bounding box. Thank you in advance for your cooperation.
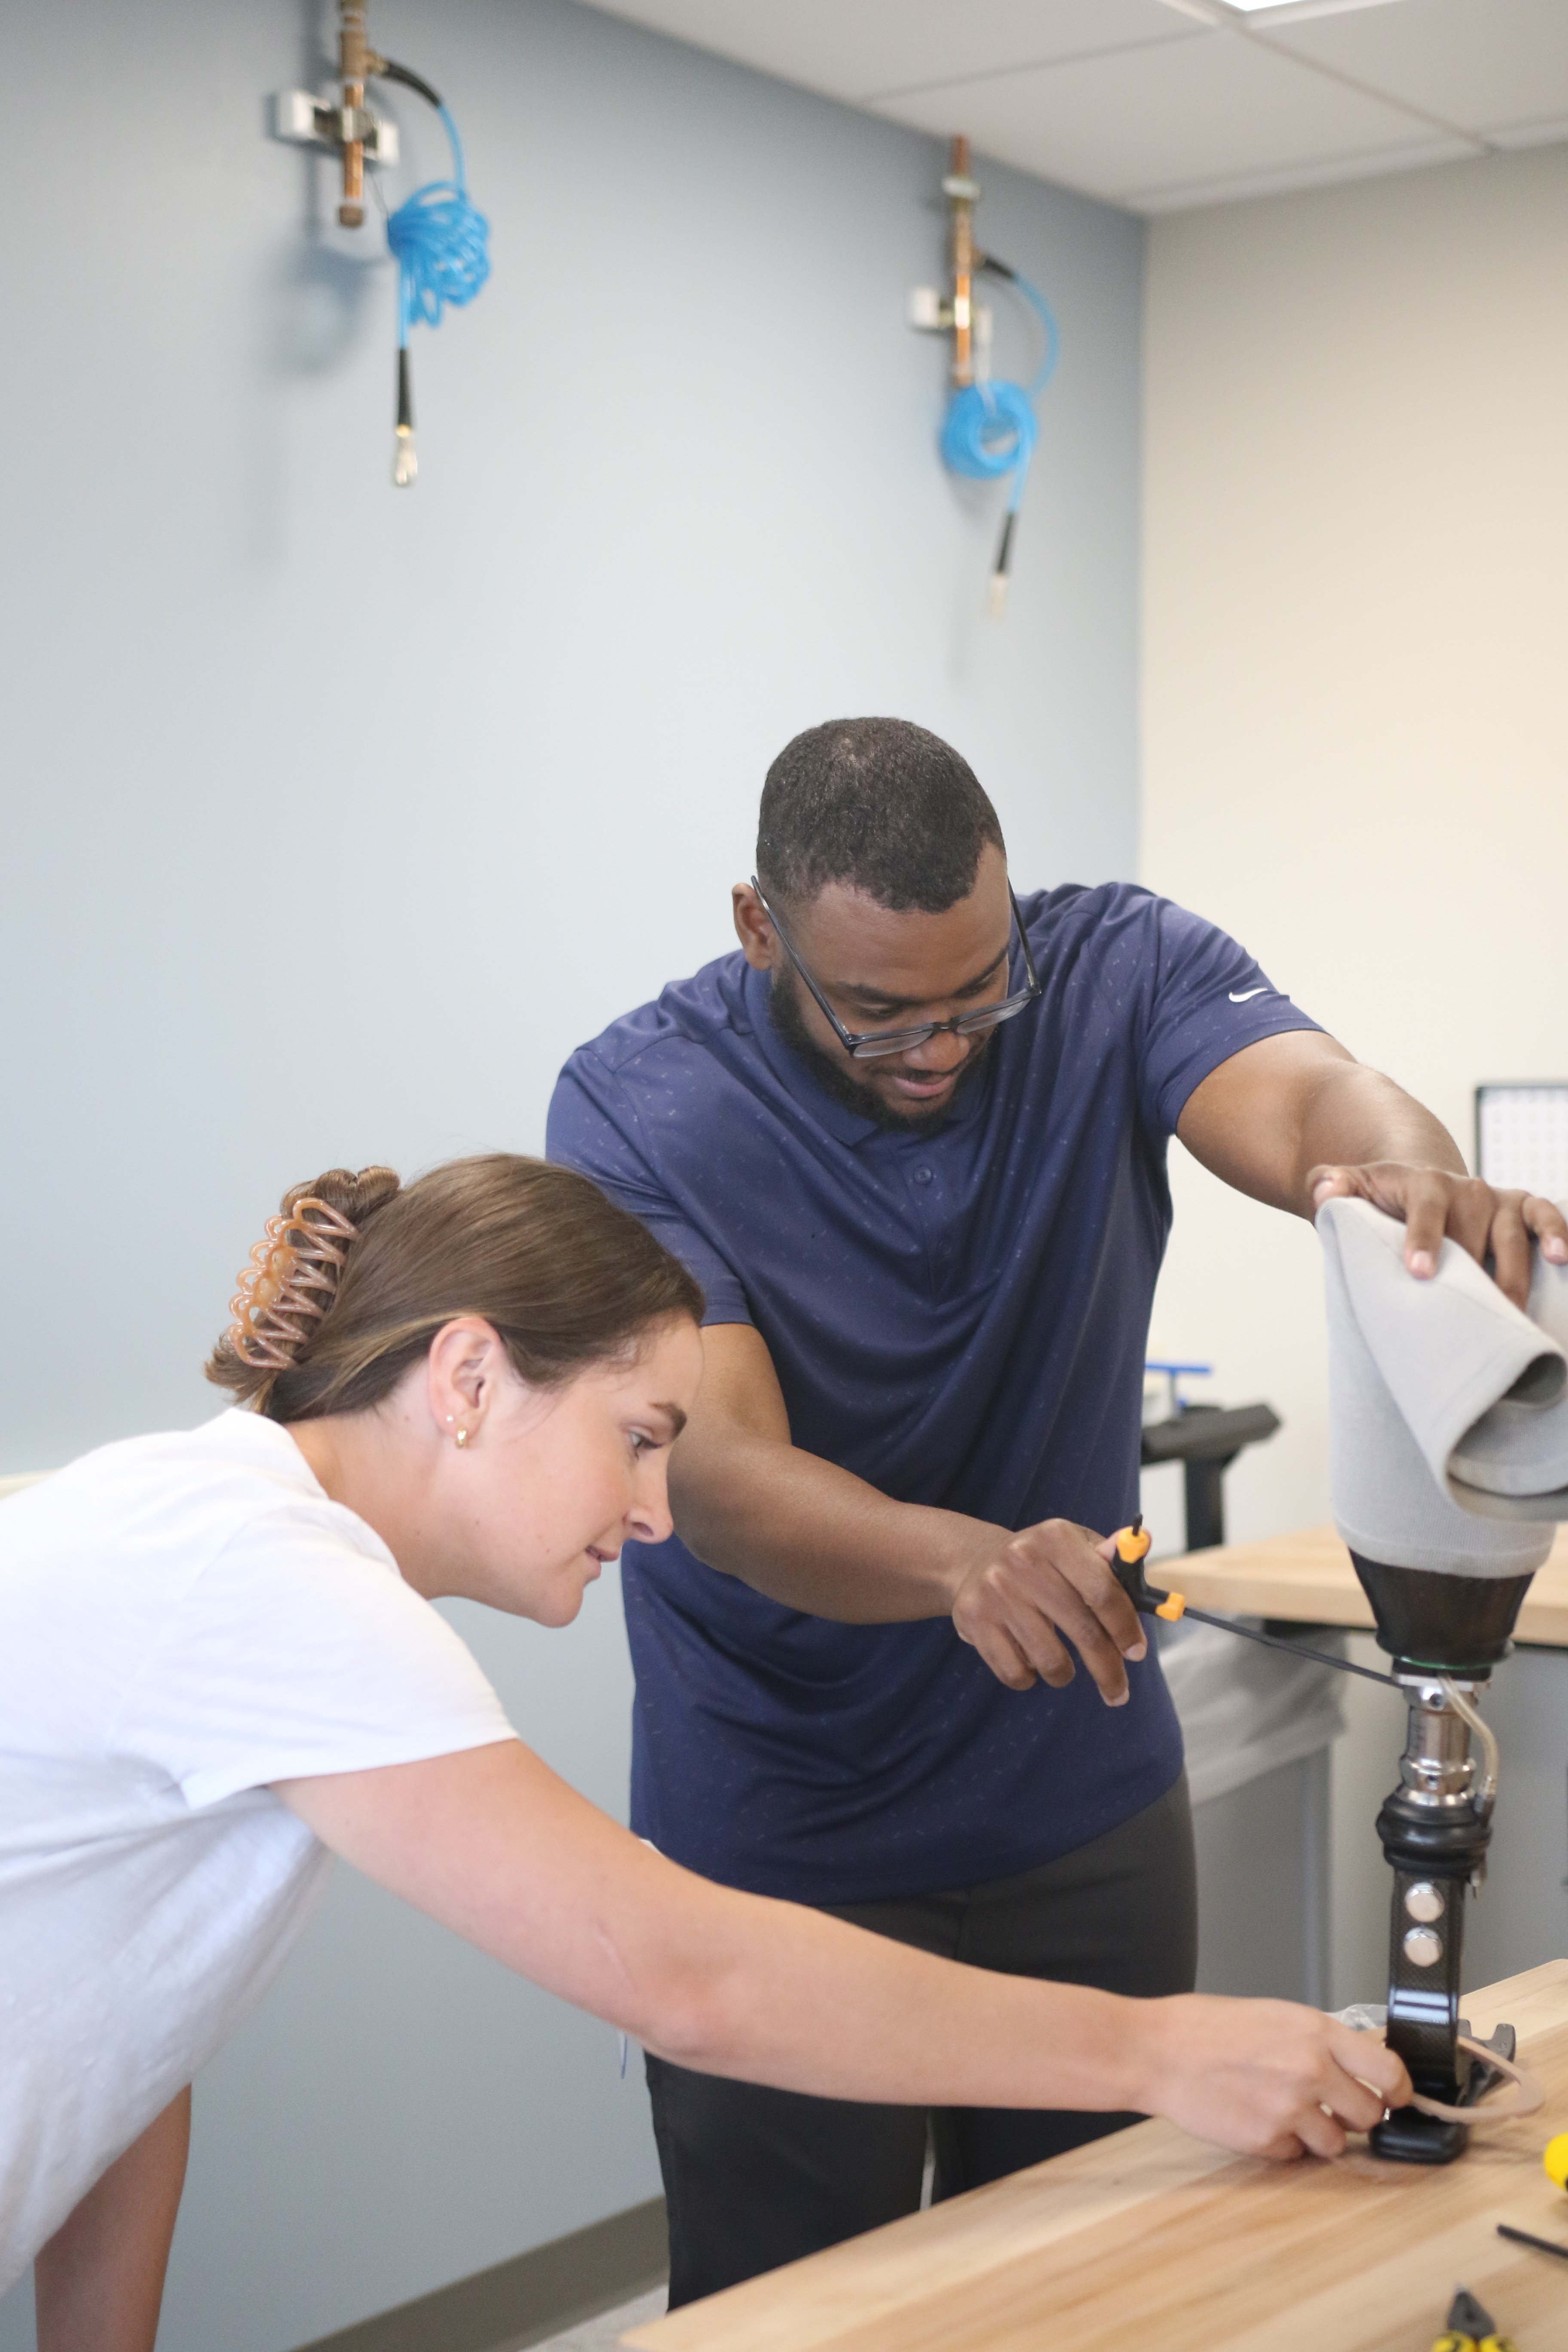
[205,1155,704,1423]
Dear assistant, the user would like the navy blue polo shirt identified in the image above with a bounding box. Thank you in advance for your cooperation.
[547,882,1319,1905]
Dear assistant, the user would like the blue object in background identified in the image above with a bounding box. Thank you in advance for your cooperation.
[386,104,490,347]
[940,262,1059,611]
[383,100,490,482]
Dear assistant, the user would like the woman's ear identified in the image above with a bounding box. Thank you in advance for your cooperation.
[423,1317,508,1445]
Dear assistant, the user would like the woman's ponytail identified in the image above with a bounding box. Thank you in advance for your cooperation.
[205,1154,703,1423]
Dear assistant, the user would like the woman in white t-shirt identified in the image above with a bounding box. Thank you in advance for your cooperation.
[0,1154,1407,2351]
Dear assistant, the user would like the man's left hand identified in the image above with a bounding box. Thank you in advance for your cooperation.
[1307,1163,1568,1309]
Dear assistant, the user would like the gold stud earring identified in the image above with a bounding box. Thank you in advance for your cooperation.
[455,1426,469,1448]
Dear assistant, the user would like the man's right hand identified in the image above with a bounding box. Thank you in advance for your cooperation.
[948,1520,1148,1703]
[1138,1994,1411,2160]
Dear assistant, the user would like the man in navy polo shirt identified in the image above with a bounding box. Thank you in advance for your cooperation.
[547,718,1566,2306]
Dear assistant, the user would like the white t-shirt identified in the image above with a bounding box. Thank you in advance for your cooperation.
[0,1409,515,2293]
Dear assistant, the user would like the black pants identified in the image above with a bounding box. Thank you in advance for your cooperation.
[647,1775,1196,2308]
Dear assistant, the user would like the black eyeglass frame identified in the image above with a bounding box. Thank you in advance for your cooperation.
[750,876,1043,1062]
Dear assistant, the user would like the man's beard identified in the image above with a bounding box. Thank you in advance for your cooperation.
[766,969,995,1133]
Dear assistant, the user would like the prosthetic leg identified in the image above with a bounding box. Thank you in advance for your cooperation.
[1351,1557,1531,2164]
[1112,1517,1537,2163]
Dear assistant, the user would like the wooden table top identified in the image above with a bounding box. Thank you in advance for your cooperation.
[1164,1524,1568,1652]
[626,1960,1568,2352]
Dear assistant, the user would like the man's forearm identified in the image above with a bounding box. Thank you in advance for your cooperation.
[670,1428,995,1618]
[1178,1030,1566,1305]
[1293,1061,1465,1205]
[669,1324,1143,1687]
[1179,1035,1467,1217]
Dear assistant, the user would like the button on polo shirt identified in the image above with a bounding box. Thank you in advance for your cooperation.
[548,882,1320,1905]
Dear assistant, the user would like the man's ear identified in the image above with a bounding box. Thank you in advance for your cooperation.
[732,883,780,973]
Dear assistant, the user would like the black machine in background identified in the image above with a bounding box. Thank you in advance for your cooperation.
[1139,1393,1281,1553]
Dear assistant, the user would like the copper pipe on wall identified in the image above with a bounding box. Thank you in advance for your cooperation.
[339,0,367,227]
[944,135,977,389]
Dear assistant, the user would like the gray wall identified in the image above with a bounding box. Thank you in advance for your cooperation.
[1140,148,1568,1553]
[0,3,1143,2346]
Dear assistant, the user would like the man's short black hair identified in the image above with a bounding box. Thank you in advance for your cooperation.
[756,718,1005,914]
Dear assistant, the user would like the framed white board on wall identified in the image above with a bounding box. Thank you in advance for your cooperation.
[1476,1084,1568,1200]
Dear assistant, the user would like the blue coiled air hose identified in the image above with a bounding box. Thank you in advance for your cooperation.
[376,63,490,485]
[939,259,1059,612]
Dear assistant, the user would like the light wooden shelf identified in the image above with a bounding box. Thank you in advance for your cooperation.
[1167,1523,1568,1652]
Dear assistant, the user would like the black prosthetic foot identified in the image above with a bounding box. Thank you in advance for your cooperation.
[1370,2024,1516,2168]
[1370,2107,1468,2165]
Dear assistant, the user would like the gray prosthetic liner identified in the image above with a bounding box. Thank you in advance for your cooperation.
[1318,1196,1568,1576]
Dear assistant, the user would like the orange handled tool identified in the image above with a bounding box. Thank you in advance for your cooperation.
[1109,1516,1400,1687]
[1112,1517,1187,1620]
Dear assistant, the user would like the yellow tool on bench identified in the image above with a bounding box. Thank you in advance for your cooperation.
[1431,2287,1517,2352]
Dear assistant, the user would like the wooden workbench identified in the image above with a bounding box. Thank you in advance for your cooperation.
[625,1960,1568,2352]
[1168,1524,1568,1651]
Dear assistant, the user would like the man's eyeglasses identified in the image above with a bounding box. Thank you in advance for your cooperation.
[750,876,1043,1062]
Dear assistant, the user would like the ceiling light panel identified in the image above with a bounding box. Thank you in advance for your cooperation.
[573,0,1196,106]
[1259,0,1568,142]
[873,27,1461,207]
[1220,0,1407,18]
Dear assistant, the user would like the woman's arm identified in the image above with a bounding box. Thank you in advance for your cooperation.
[35,2084,190,2352]
[278,1741,1409,2162]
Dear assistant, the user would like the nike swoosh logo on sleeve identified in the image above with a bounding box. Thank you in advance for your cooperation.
[1228,987,1268,1002]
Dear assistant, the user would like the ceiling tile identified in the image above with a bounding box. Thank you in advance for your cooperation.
[872,30,1452,206]
[1257,0,1568,141]
[571,0,1194,106]
[1135,130,1478,209]
[1488,113,1568,152]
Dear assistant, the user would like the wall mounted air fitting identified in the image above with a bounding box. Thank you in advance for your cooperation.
[908,288,992,368]
[268,1,490,478]
[273,0,417,228]
[270,91,400,173]
[904,138,986,389]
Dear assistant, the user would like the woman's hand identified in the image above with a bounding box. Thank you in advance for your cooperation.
[1134,1994,1410,2161]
